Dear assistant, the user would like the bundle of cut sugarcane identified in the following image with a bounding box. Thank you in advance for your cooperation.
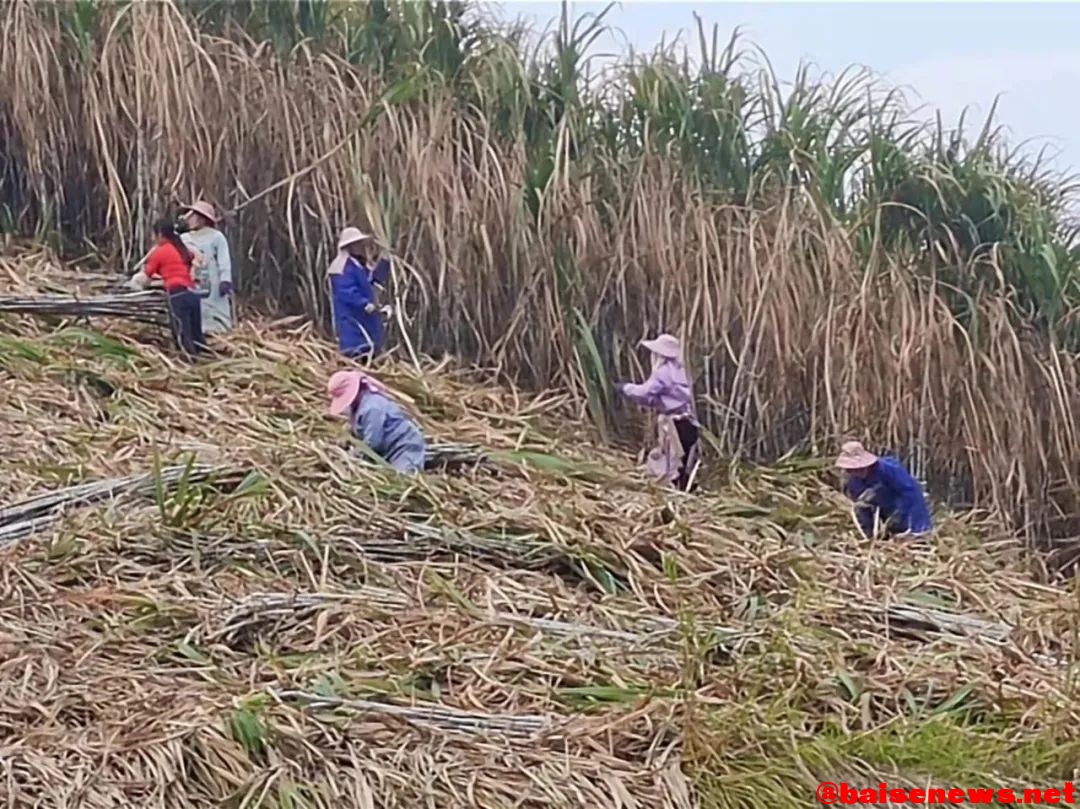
[205,589,412,646]
[340,439,490,471]
[270,689,553,738]
[0,290,169,325]
[424,440,490,470]
[0,464,221,546]
[208,590,722,650]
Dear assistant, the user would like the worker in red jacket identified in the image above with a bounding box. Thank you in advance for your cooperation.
[128,218,204,360]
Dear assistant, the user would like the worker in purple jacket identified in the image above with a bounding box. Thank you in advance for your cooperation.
[835,441,933,538]
[615,333,701,491]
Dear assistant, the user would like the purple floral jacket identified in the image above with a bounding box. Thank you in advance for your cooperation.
[617,358,700,484]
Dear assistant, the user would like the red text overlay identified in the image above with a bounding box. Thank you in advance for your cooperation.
[816,781,1077,805]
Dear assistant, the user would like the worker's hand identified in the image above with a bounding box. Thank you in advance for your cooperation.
[364,303,377,314]
[219,281,233,297]
[379,305,394,318]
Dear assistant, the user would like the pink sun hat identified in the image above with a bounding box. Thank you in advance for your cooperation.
[641,333,682,360]
[327,370,389,415]
[835,440,879,470]
[327,371,363,415]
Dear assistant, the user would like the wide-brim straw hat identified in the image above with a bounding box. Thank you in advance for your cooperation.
[641,333,682,360]
[327,370,363,416]
[337,227,374,250]
[835,440,879,470]
[182,200,219,224]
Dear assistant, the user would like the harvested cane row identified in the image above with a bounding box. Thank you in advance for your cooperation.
[0,291,170,325]
[1,245,1078,807]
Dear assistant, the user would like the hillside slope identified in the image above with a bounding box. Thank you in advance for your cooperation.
[0,245,1077,808]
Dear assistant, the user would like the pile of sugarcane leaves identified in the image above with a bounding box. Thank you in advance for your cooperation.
[0,246,1078,809]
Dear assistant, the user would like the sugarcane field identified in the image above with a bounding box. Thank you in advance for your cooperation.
[3,1,1080,807]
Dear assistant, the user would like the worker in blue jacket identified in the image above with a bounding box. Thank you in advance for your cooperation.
[835,441,933,538]
[327,227,392,362]
[327,370,426,473]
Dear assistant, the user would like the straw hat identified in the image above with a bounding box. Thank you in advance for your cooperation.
[182,200,218,224]
[641,334,682,360]
[337,227,373,250]
[835,440,879,470]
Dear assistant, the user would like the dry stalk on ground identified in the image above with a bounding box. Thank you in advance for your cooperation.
[1,245,1078,808]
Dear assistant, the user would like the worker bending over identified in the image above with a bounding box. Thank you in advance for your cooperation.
[835,441,932,538]
[128,218,203,361]
[327,370,425,473]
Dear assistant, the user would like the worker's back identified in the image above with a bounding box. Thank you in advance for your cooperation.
[352,391,426,473]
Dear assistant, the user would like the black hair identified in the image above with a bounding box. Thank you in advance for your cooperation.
[153,217,193,266]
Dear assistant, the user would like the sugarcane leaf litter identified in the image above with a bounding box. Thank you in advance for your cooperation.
[1,244,1077,806]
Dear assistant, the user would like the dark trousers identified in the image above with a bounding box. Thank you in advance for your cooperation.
[342,347,374,366]
[673,418,700,491]
[168,289,204,360]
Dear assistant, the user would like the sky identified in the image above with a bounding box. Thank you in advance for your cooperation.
[491,1,1080,178]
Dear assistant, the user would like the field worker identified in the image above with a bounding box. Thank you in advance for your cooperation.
[835,441,933,538]
[327,227,392,363]
[127,218,203,360]
[179,200,234,334]
[327,370,426,473]
[614,333,701,491]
